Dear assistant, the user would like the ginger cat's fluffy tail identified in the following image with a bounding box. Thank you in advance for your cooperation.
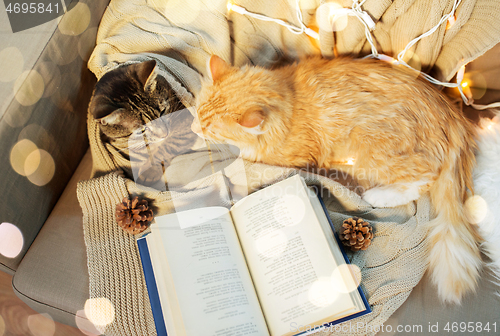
[427,138,482,304]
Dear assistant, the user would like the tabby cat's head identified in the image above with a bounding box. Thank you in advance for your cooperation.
[192,55,289,148]
[89,60,184,139]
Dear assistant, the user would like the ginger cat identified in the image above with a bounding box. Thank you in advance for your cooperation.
[192,55,481,304]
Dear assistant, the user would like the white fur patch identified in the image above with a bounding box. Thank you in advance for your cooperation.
[362,180,428,207]
[472,117,500,286]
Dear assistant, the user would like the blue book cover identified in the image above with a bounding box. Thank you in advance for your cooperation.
[137,235,168,336]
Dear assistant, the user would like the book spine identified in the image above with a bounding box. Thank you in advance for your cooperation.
[314,189,372,314]
[137,236,169,336]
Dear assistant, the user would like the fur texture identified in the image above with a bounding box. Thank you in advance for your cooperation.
[89,60,197,185]
[193,55,482,303]
[90,60,184,140]
[470,117,500,286]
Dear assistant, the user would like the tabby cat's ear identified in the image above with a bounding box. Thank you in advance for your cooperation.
[136,60,157,87]
[91,96,115,119]
[98,108,127,126]
[90,96,125,125]
[208,55,231,82]
[94,107,126,126]
[134,59,159,93]
[238,109,266,132]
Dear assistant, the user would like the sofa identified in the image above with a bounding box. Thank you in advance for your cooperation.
[0,0,110,329]
[1,0,499,334]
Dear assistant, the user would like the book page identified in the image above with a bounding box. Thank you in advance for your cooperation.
[230,175,360,336]
[147,207,270,336]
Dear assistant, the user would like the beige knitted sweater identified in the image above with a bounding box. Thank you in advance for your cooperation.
[78,0,500,335]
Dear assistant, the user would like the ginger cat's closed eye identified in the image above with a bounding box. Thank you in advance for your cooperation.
[194,55,481,305]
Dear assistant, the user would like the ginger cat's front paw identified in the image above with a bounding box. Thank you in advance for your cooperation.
[362,187,405,207]
[362,181,427,207]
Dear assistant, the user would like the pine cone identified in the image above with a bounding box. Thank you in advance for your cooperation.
[339,217,373,251]
[115,196,154,234]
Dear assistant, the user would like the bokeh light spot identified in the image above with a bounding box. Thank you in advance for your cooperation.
[479,118,497,132]
[26,150,56,186]
[316,3,348,32]
[59,3,91,36]
[10,139,38,176]
[19,124,53,151]
[308,277,340,307]
[465,195,488,224]
[84,298,115,328]
[75,310,101,336]
[24,149,41,177]
[331,264,362,293]
[27,313,55,336]
[0,47,24,83]
[255,229,288,259]
[465,71,488,100]
[14,70,45,106]
[0,223,24,259]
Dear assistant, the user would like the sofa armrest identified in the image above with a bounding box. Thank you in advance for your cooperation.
[12,150,92,328]
[0,0,110,274]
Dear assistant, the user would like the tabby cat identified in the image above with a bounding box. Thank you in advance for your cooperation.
[192,55,481,304]
[89,60,198,187]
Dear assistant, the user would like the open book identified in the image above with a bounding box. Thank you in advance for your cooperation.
[137,175,370,336]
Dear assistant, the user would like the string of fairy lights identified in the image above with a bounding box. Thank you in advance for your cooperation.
[227,0,500,111]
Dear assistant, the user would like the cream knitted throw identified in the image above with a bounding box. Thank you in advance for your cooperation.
[78,0,500,335]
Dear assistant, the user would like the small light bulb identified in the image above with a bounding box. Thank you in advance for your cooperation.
[460,81,473,101]
[446,15,456,30]
[226,3,246,15]
[377,54,397,63]
[456,64,466,83]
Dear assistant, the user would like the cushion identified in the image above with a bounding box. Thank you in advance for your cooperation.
[12,151,92,328]
[0,0,110,273]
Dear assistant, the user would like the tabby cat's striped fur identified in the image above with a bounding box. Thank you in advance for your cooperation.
[89,60,197,186]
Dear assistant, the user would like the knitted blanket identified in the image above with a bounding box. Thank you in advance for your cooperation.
[78,0,500,335]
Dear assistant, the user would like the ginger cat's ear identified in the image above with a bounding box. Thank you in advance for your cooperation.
[209,55,231,82]
[238,109,266,134]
